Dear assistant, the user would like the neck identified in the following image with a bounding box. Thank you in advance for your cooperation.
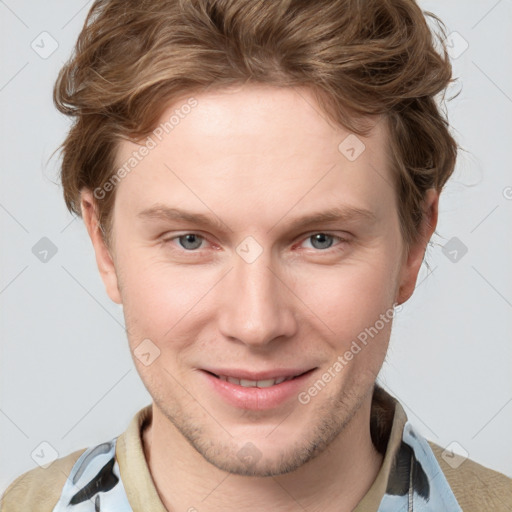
[142,396,383,512]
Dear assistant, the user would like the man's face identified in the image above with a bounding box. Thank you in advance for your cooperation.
[90,84,421,476]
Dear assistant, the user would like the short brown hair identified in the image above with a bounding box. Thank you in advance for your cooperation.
[53,0,458,252]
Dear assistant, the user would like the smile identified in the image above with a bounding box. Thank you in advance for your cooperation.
[201,369,316,410]
[211,374,297,387]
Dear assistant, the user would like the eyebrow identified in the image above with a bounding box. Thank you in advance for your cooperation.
[136,204,377,233]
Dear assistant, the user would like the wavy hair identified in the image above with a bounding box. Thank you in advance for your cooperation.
[53,0,458,252]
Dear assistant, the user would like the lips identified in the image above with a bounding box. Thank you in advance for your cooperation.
[207,373,301,388]
[202,368,313,387]
[200,368,317,410]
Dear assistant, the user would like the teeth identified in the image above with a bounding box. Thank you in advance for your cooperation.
[218,375,294,387]
[239,379,257,387]
[252,379,274,388]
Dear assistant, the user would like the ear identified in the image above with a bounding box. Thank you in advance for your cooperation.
[395,188,439,306]
[80,189,122,305]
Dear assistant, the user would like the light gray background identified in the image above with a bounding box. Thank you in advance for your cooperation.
[1,0,511,494]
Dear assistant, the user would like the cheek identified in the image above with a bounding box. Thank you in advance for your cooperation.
[118,232,401,347]
[293,254,398,344]
[118,255,216,342]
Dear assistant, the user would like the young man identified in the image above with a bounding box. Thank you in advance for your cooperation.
[2,0,511,511]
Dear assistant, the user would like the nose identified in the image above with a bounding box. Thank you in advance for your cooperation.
[217,249,297,348]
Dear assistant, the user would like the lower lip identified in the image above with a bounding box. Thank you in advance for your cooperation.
[200,369,316,410]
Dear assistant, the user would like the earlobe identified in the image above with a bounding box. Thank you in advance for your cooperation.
[395,188,439,306]
[80,189,123,305]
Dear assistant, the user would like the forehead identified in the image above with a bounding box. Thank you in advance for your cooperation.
[142,84,384,155]
[113,84,393,226]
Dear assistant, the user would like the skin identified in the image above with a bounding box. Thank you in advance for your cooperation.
[81,83,438,512]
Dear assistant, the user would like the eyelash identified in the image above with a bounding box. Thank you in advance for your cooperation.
[161,232,349,255]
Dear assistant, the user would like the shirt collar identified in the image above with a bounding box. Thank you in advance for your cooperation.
[115,384,410,511]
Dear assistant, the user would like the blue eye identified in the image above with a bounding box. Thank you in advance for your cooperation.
[175,233,204,250]
[163,232,348,254]
[303,233,336,250]
[299,233,348,252]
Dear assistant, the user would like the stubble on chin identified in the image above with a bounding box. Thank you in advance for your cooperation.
[148,376,374,478]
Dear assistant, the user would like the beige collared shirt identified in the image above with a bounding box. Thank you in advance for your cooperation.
[2,387,511,511]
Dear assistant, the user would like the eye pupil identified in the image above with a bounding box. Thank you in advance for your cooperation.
[173,233,341,253]
[310,233,334,250]
[179,234,203,250]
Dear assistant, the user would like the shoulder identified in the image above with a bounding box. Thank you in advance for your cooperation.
[429,441,512,512]
[0,448,86,512]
